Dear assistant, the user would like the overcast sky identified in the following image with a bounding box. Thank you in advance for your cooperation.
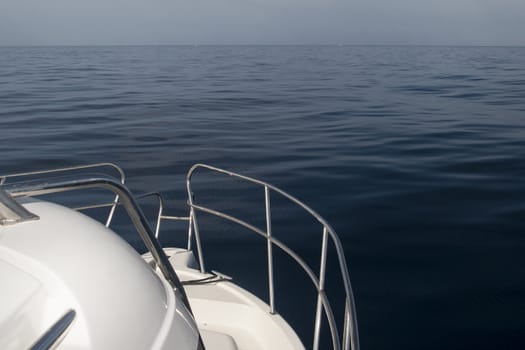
[1,0,524,46]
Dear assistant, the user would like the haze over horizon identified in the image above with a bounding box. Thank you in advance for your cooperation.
[1,0,525,46]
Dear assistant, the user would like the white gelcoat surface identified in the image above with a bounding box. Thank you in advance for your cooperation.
[0,200,199,350]
[175,266,305,350]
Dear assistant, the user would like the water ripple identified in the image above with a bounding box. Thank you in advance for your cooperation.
[1,45,525,350]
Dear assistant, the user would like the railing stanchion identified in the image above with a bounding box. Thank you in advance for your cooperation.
[190,206,206,273]
[343,298,350,350]
[265,186,276,314]
[105,194,119,227]
[313,227,329,350]
[154,195,164,239]
[187,209,194,251]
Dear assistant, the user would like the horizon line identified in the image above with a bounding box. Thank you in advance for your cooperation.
[1,43,525,48]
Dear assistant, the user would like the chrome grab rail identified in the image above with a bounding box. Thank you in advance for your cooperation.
[1,175,193,314]
[0,163,125,227]
[31,309,76,350]
[186,164,360,350]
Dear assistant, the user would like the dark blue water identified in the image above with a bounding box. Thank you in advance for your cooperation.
[1,45,525,349]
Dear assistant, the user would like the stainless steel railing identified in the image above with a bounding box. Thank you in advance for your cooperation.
[186,164,360,350]
[0,163,125,227]
[0,163,190,248]
[1,175,193,313]
[134,191,191,240]
[1,162,359,350]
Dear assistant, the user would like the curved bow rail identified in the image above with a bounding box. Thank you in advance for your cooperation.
[186,164,360,350]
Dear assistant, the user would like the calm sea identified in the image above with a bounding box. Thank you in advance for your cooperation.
[1,45,525,349]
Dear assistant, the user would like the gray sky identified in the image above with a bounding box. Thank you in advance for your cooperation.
[1,0,524,46]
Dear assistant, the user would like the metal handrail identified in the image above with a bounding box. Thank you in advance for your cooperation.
[1,175,193,314]
[134,192,191,240]
[186,164,359,350]
[31,309,76,350]
[0,163,125,227]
